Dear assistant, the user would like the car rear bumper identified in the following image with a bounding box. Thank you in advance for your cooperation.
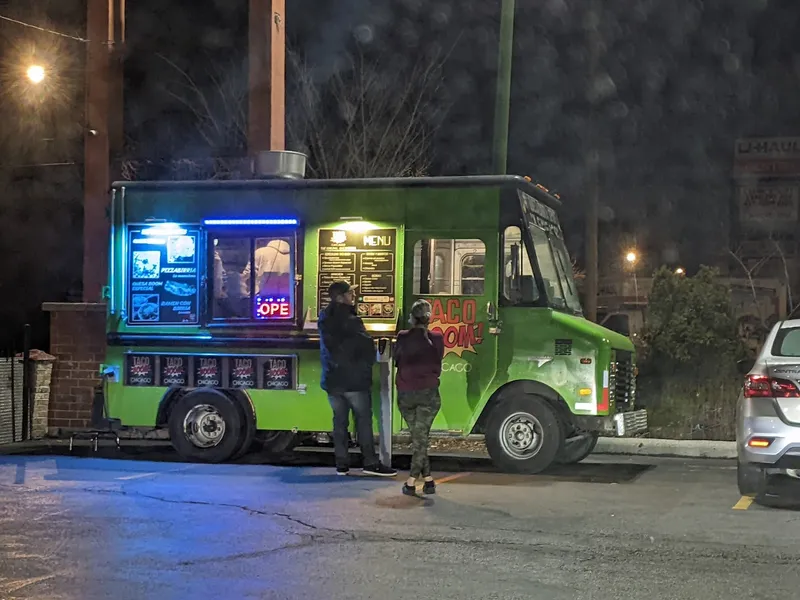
[739,414,800,468]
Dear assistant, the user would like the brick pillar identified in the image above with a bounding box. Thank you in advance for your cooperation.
[42,303,106,434]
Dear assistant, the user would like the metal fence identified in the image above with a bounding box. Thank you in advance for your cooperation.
[0,325,32,445]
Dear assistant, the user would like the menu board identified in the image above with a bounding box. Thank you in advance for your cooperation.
[229,356,257,389]
[127,226,200,325]
[317,228,396,319]
[160,355,189,386]
[124,354,297,390]
[126,354,156,386]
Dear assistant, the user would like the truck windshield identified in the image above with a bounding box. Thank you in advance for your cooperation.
[519,190,582,315]
[529,226,582,315]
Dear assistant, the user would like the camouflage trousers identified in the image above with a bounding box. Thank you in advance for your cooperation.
[397,388,441,478]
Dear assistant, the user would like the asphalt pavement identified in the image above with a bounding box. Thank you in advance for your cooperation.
[1,447,799,599]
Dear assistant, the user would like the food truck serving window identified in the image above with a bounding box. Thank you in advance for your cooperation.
[127,224,201,325]
[211,232,297,322]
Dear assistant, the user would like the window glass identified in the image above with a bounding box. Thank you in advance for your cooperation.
[413,239,486,296]
[503,225,538,304]
[776,328,800,357]
[212,234,295,321]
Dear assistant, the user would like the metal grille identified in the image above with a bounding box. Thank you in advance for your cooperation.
[0,357,24,445]
[612,351,636,410]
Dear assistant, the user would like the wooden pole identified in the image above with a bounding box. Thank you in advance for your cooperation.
[83,0,124,302]
[248,0,285,154]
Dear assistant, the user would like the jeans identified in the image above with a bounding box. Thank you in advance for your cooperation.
[328,391,379,469]
[397,388,441,478]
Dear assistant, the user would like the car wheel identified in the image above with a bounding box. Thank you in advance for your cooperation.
[737,460,767,496]
[485,395,564,474]
[555,432,599,465]
[168,388,243,463]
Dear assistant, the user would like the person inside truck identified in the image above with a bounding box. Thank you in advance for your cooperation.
[240,238,292,300]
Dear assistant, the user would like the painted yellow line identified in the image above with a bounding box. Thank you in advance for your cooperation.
[416,471,472,490]
[732,495,755,510]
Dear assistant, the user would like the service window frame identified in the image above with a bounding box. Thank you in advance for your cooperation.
[204,226,304,329]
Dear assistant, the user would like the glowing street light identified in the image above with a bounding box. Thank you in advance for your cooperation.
[26,64,45,84]
[625,251,638,265]
[675,267,685,275]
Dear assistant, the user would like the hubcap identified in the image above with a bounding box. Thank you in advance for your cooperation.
[183,404,226,449]
[499,411,544,460]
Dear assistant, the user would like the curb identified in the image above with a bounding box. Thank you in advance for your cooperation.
[595,437,736,459]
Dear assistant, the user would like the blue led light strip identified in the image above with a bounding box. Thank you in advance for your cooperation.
[203,218,299,226]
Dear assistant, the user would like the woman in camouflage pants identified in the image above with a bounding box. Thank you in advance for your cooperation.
[395,299,445,496]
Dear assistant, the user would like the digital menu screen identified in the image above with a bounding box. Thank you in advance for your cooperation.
[317,228,396,319]
[127,226,200,325]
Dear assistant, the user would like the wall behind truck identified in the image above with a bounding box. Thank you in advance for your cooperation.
[43,303,106,433]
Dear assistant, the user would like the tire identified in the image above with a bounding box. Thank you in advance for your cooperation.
[256,431,297,454]
[230,393,257,461]
[485,395,565,474]
[168,388,243,463]
[737,460,767,496]
[556,432,599,465]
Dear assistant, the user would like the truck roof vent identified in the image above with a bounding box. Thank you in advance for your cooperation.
[253,150,307,179]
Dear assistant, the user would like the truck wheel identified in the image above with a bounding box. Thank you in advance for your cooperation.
[737,460,767,496]
[556,432,599,465]
[257,431,297,454]
[485,395,564,474]
[168,389,243,463]
[230,394,257,461]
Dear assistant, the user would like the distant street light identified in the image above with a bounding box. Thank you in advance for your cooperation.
[675,267,685,275]
[624,250,640,306]
[625,251,638,265]
[26,64,45,84]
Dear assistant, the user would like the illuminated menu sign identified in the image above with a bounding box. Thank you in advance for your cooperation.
[127,226,201,325]
[317,228,397,319]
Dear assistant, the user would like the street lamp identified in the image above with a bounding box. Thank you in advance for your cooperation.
[26,64,45,84]
[675,267,685,275]
[624,250,639,306]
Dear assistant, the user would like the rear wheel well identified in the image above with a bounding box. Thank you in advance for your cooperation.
[472,380,573,435]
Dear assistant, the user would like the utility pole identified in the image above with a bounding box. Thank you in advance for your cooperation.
[83,0,125,302]
[492,0,515,175]
[248,0,285,154]
[584,0,601,322]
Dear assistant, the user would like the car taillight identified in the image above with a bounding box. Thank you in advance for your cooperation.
[744,374,800,398]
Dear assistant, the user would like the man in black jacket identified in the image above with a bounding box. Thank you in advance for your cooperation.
[319,281,397,477]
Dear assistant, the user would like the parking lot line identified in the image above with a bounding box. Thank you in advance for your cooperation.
[415,471,471,491]
[732,495,754,510]
[116,466,193,481]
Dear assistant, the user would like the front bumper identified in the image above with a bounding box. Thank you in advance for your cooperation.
[574,409,648,437]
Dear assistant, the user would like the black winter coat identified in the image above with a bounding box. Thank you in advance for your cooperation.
[319,302,376,392]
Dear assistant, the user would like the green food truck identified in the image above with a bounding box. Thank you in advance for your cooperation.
[101,156,646,473]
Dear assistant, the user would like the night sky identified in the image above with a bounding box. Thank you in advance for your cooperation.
[0,0,798,348]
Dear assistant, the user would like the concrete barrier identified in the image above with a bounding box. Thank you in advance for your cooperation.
[596,437,736,459]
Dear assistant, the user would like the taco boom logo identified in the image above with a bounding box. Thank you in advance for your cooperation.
[426,298,484,357]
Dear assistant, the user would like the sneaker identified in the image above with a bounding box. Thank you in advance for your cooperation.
[362,463,397,477]
[336,467,350,476]
[402,483,417,496]
[423,480,436,495]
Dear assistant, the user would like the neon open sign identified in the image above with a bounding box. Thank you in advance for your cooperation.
[255,297,292,319]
